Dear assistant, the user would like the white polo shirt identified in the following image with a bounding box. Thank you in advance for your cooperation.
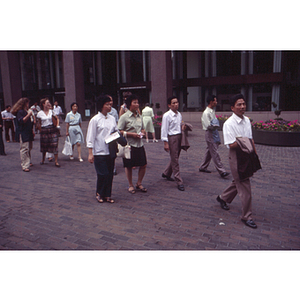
[223,113,252,148]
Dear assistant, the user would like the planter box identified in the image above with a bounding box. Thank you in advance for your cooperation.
[218,120,225,131]
[252,129,300,147]
[147,126,161,140]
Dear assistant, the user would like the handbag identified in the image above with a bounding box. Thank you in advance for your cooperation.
[62,136,73,156]
[52,115,58,127]
[117,144,131,159]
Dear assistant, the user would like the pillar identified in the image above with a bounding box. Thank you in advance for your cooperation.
[63,51,85,116]
[272,51,282,111]
[0,51,22,106]
[150,51,173,113]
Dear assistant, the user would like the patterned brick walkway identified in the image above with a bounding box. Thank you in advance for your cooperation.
[0,120,299,250]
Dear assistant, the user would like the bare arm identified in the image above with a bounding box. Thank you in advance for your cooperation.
[88,148,94,163]
[66,123,69,136]
[164,141,169,152]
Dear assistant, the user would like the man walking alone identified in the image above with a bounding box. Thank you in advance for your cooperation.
[199,95,229,178]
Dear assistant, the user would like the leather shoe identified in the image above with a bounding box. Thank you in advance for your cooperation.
[162,173,175,181]
[216,195,229,210]
[177,184,185,191]
[199,168,211,173]
[242,219,257,229]
[220,172,230,178]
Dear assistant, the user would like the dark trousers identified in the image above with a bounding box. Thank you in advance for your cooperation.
[94,155,115,198]
[5,121,15,142]
[0,130,5,155]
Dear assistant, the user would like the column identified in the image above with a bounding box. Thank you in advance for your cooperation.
[272,51,282,110]
[150,51,172,112]
[0,51,22,106]
[63,51,85,116]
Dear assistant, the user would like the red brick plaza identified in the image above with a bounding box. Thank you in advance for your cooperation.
[0,121,299,251]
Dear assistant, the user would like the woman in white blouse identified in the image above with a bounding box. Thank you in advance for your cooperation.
[37,98,60,167]
[86,95,119,203]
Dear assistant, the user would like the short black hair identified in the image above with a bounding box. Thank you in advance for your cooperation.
[167,96,177,105]
[70,102,78,110]
[206,95,216,105]
[230,94,245,107]
[5,105,11,109]
[125,94,139,109]
[96,95,112,112]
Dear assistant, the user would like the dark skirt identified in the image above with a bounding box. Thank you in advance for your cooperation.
[123,146,147,168]
[40,125,59,154]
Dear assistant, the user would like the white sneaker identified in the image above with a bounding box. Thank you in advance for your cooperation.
[153,139,158,142]
[70,156,74,160]
[79,158,83,162]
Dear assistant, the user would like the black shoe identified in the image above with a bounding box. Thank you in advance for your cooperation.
[199,168,211,173]
[177,184,185,191]
[220,172,230,178]
[216,195,229,210]
[162,173,175,181]
[242,219,257,229]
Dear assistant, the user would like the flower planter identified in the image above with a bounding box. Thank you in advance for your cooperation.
[252,129,300,147]
[218,120,225,131]
[148,126,161,140]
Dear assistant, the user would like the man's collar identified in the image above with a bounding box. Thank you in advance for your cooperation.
[232,112,245,123]
[169,109,178,116]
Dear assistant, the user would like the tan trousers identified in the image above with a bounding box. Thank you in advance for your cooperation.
[163,134,183,185]
[200,130,226,174]
[221,148,252,221]
[20,136,32,170]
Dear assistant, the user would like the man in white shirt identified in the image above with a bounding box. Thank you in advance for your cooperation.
[1,105,15,142]
[216,94,258,229]
[53,101,63,122]
[199,95,229,178]
[161,96,185,191]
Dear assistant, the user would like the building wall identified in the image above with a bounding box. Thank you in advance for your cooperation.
[0,50,300,118]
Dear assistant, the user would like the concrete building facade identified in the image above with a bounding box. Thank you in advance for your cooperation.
[0,50,299,118]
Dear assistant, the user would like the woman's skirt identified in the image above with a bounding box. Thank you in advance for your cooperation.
[40,125,59,154]
[143,116,154,133]
[68,125,84,145]
[123,146,147,168]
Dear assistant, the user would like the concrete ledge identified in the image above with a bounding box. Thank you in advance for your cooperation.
[253,129,300,147]
[181,111,300,123]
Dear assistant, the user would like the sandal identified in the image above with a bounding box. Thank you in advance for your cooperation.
[136,184,147,192]
[106,197,115,203]
[23,168,30,172]
[96,194,104,203]
[55,163,61,167]
[128,186,136,194]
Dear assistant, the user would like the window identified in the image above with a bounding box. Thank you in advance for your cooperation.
[20,51,64,91]
[253,51,273,74]
[216,51,241,76]
[20,52,37,91]
[117,51,149,84]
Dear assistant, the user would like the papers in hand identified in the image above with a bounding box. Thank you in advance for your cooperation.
[105,131,120,144]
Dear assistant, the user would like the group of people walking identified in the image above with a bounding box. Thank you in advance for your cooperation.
[1,93,260,229]
[3,97,84,171]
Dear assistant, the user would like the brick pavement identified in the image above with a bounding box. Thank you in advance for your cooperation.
[0,120,300,250]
